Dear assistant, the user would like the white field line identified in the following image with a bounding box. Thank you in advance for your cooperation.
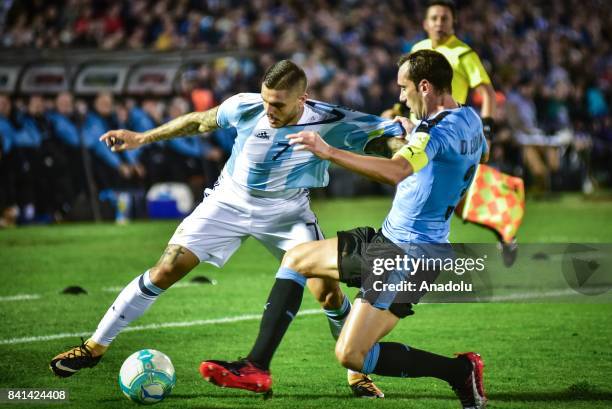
[485,288,578,301]
[0,309,321,346]
[1,285,581,302]
[420,288,583,304]
[0,294,41,302]
[0,288,598,346]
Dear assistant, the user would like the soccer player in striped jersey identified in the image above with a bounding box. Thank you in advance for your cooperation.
[49,60,402,398]
[201,50,488,408]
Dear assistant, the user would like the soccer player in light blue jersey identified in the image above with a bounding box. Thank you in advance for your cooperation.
[50,60,401,397]
[202,50,489,408]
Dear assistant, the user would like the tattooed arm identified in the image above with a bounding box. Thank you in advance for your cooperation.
[99,106,220,152]
[141,107,220,143]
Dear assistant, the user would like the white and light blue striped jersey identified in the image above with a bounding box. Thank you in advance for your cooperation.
[216,93,403,192]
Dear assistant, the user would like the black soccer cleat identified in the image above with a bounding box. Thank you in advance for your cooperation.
[498,237,518,267]
[50,338,102,378]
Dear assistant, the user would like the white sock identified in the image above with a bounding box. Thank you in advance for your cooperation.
[323,295,351,340]
[91,270,164,346]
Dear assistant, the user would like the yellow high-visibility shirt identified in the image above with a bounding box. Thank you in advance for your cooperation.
[411,35,491,104]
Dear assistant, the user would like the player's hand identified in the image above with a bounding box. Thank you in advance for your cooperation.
[482,117,495,142]
[394,116,414,137]
[286,131,333,160]
[381,103,404,119]
[100,129,144,152]
[131,163,146,179]
[380,108,396,119]
[118,163,132,179]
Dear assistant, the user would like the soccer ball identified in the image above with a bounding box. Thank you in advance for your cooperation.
[118,349,176,405]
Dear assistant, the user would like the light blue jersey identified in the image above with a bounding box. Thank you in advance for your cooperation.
[382,106,487,243]
[216,93,403,192]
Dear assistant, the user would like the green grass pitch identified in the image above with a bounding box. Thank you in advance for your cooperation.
[1,194,611,408]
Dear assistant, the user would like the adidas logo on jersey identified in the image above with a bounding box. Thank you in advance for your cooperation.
[254,130,270,140]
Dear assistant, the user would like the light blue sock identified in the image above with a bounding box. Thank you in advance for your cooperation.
[323,295,351,340]
[361,343,381,374]
[275,266,307,287]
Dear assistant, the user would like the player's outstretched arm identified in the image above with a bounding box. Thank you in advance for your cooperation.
[288,131,413,185]
[99,106,220,152]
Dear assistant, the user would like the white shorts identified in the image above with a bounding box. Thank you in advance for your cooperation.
[168,173,323,267]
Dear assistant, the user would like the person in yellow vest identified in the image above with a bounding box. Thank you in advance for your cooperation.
[384,0,518,266]
[412,0,496,124]
[386,0,496,134]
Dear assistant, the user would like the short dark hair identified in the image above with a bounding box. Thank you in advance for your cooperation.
[262,60,307,92]
[397,50,453,94]
[426,0,457,20]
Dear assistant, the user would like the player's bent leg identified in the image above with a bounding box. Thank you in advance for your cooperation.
[261,219,384,397]
[285,239,351,358]
[50,245,199,378]
[307,278,343,310]
[306,277,385,398]
[307,278,345,337]
[287,238,347,337]
[335,299,399,372]
[200,239,341,393]
[282,237,339,279]
[339,301,486,408]
[336,299,396,398]
[149,244,200,289]
[91,244,198,346]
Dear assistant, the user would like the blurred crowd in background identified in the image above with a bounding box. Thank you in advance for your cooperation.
[0,91,234,225]
[0,0,610,226]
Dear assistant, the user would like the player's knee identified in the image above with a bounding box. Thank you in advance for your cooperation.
[281,244,311,275]
[335,343,365,372]
[149,264,184,288]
